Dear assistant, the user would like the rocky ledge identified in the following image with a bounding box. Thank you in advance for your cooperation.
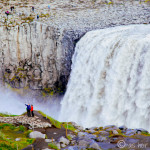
[0,111,150,149]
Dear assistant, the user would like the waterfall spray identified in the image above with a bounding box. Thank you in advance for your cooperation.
[60,24,150,131]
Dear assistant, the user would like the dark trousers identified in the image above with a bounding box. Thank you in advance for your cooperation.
[27,109,31,117]
[31,111,34,117]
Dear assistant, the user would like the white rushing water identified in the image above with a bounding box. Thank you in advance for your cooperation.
[60,24,150,131]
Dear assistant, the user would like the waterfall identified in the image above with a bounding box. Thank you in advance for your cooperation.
[60,24,150,131]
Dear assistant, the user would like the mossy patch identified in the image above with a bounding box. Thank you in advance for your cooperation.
[141,131,150,136]
[22,16,34,22]
[48,143,59,150]
[0,113,18,117]
[38,111,62,128]
[62,122,76,132]
[0,123,34,150]
[38,111,76,132]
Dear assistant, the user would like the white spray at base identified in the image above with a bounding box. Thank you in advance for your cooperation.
[60,24,150,131]
[0,86,61,119]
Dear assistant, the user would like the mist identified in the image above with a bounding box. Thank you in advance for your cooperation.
[0,86,61,120]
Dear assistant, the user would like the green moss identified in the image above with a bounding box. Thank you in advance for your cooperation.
[18,125,25,132]
[42,87,65,96]
[22,74,27,78]
[22,16,34,22]
[10,76,16,81]
[0,123,34,150]
[38,111,62,128]
[39,13,50,18]
[62,123,76,132]
[43,87,53,93]
[50,91,54,95]
[45,134,48,139]
[66,135,72,141]
[145,0,150,2]
[108,1,113,4]
[48,143,59,150]
[99,127,103,130]
[38,111,76,132]
[17,68,24,71]
[0,113,17,117]
[42,91,46,97]
[141,131,150,136]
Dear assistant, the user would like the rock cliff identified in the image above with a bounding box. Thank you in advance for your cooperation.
[0,1,150,92]
[0,23,73,91]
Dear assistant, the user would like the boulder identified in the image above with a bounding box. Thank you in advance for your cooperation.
[71,140,76,145]
[89,127,98,130]
[86,134,97,140]
[78,139,90,147]
[96,136,107,142]
[78,132,86,138]
[59,136,70,145]
[89,129,96,134]
[78,132,96,140]
[56,143,61,149]
[99,131,109,136]
[67,134,76,139]
[61,143,66,148]
[70,122,84,131]
[104,125,119,132]
[15,138,21,141]
[136,128,149,133]
[112,130,119,135]
[45,139,55,143]
[29,131,45,139]
[125,129,137,136]
[88,142,101,150]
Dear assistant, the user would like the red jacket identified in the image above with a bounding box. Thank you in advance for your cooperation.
[31,106,33,111]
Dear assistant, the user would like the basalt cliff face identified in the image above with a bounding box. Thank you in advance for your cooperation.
[0,1,150,92]
[0,23,79,91]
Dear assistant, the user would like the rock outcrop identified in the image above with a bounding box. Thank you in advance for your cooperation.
[0,114,51,128]
[0,0,150,92]
[0,23,73,91]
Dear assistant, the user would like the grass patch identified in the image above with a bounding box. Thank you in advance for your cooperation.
[22,16,34,22]
[66,135,72,140]
[141,131,150,136]
[0,112,17,117]
[48,143,59,150]
[38,111,76,132]
[0,123,34,150]
[18,125,25,132]
[62,122,76,132]
[38,111,62,128]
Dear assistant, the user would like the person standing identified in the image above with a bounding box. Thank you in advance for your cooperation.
[5,11,10,17]
[10,6,14,11]
[31,105,34,117]
[32,6,34,12]
[48,5,50,10]
[25,104,31,117]
[37,14,39,20]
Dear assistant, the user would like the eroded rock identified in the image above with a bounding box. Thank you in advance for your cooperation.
[29,131,46,139]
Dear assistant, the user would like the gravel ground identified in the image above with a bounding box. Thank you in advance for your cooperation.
[47,2,150,30]
[0,0,150,30]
